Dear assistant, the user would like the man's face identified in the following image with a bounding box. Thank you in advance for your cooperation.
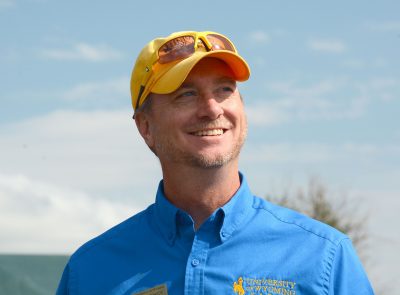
[137,57,247,169]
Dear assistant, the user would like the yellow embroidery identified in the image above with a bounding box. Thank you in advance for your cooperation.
[233,276,297,295]
[233,277,245,295]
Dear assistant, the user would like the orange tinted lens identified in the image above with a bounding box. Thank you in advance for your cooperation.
[158,36,195,64]
[206,34,235,52]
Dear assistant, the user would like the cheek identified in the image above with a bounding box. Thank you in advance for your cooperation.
[224,100,246,124]
[146,117,170,148]
[150,119,179,144]
[241,115,248,136]
[143,125,156,148]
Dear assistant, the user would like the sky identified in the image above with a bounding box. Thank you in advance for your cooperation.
[0,0,399,293]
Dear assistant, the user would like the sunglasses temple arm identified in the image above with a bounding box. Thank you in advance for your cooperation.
[135,85,145,110]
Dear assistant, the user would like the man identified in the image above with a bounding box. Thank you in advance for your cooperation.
[57,31,374,295]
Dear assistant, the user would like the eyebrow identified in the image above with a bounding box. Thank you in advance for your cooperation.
[179,82,195,89]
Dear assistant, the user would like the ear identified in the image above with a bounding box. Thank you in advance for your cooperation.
[134,112,155,149]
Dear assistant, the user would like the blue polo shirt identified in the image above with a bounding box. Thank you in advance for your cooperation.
[57,174,374,295]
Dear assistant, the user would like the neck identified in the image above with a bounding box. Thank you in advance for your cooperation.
[161,161,241,230]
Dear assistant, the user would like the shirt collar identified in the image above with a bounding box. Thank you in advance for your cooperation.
[154,181,180,246]
[153,172,254,245]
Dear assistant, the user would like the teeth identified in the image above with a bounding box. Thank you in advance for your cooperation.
[193,129,224,136]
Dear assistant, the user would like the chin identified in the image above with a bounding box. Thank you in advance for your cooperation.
[187,151,238,168]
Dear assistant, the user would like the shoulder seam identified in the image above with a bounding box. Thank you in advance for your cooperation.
[253,202,343,245]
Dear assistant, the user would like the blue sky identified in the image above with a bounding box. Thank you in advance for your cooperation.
[0,0,399,293]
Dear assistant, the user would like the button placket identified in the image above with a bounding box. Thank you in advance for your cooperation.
[184,234,209,295]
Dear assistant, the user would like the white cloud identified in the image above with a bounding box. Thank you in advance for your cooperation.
[0,47,19,63]
[41,42,123,62]
[242,142,400,165]
[0,173,140,253]
[252,57,267,67]
[245,103,289,126]
[369,77,398,89]
[356,77,400,102]
[0,0,15,8]
[249,30,270,44]
[246,79,367,127]
[61,76,129,101]
[267,79,336,97]
[242,143,333,164]
[308,39,346,53]
[245,73,399,128]
[341,59,366,69]
[0,109,162,253]
[366,20,400,32]
[0,109,161,206]
[373,57,389,68]
[341,57,390,69]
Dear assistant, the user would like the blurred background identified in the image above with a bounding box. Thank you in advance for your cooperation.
[0,0,399,294]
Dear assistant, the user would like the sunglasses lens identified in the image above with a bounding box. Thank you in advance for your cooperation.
[158,36,195,64]
[207,34,235,52]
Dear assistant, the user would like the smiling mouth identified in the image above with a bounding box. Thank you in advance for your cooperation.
[191,129,225,136]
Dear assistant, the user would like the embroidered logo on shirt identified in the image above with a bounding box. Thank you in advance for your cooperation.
[131,283,168,295]
[233,277,296,295]
[233,277,245,295]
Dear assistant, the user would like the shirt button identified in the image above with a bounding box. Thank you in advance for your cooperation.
[191,258,200,267]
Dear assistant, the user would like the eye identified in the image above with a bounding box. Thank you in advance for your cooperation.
[216,79,236,94]
[173,89,198,103]
[221,86,234,92]
[180,90,197,97]
[215,84,235,98]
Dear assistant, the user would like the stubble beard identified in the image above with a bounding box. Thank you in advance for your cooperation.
[155,121,248,169]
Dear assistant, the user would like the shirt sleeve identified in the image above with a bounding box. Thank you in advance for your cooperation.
[328,238,374,295]
[56,263,71,295]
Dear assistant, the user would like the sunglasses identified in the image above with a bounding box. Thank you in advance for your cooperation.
[157,32,237,64]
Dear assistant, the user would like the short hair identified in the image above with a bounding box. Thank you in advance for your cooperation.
[136,94,153,114]
[133,94,153,118]
[133,94,158,156]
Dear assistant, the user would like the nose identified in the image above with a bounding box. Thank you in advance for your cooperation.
[196,94,224,120]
